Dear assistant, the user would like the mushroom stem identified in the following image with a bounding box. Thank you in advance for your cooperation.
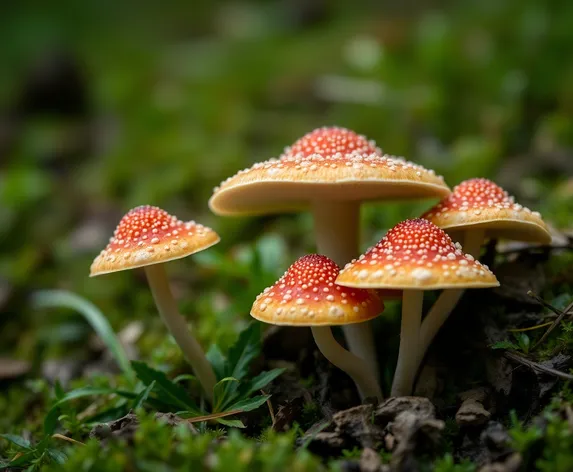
[311,200,379,381]
[311,326,382,401]
[144,264,216,401]
[413,228,486,380]
[461,229,486,259]
[391,290,423,396]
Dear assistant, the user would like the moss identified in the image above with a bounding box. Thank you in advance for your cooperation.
[44,412,325,472]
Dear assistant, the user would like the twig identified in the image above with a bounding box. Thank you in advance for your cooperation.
[508,321,554,332]
[527,292,573,348]
[186,410,243,424]
[262,390,276,427]
[527,291,567,317]
[503,351,573,381]
[52,434,85,446]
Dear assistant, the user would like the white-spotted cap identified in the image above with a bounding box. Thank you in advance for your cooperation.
[90,205,220,276]
[422,178,551,243]
[251,254,383,326]
[336,219,499,290]
[209,127,450,216]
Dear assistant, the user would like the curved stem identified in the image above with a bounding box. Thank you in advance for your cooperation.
[417,289,464,365]
[312,201,380,382]
[391,290,423,396]
[311,326,382,401]
[413,229,486,381]
[145,264,216,401]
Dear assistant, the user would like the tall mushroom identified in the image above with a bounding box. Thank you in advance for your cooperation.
[336,219,498,396]
[90,205,219,400]
[417,178,551,370]
[210,126,450,378]
[251,254,383,401]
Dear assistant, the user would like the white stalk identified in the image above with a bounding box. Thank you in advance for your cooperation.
[311,326,382,401]
[311,200,380,382]
[414,228,486,378]
[145,263,216,401]
[391,290,424,396]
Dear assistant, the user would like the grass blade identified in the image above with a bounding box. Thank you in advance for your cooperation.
[32,290,135,385]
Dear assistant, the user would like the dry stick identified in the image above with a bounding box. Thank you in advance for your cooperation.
[503,351,573,381]
[528,292,573,349]
[262,389,276,427]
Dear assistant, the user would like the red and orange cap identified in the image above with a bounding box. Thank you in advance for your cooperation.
[251,254,383,326]
[422,178,550,243]
[336,219,498,290]
[90,205,220,276]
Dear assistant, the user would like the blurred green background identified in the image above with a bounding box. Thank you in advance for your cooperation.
[1,0,572,363]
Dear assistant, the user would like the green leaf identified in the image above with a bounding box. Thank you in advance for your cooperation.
[84,405,130,424]
[32,290,135,385]
[514,332,531,354]
[46,449,67,464]
[226,322,261,380]
[490,340,519,351]
[172,374,197,384]
[212,377,239,412]
[242,368,285,397]
[216,418,245,428]
[225,395,270,413]
[44,387,136,435]
[131,361,202,414]
[0,434,31,449]
[54,381,65,400]
[206,344,226,380]
[132,381,155,410]
[221,368,285,411]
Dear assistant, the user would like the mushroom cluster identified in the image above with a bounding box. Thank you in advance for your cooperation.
[91,126,551,402]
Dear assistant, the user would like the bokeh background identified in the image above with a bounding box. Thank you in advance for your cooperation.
[1,1,572,379]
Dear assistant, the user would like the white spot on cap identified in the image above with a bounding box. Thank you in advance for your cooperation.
[411,268,433,282]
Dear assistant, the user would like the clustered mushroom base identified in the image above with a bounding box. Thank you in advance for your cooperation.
[90,130,552,405]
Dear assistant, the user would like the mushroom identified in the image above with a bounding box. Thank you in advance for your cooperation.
[251,254,383,401]
[90,205,219,400]
[417,178,551,369]
[210,126,450,379]
[336,218,498,396]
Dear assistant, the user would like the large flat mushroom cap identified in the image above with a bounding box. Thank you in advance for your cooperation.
[336,219,499,290]
[251,254,383,326]
[421,178,551,243]
[90,205,220,276]
[210,127,450,216]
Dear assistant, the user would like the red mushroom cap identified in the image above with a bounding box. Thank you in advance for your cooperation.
[209,127,450,216]
[283,126,380,159]
[90,205,220,276]
[251,254,383,326]
[336,219,498,290]
[422,178,550,243]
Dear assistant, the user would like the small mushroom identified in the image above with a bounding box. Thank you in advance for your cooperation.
[336,219,498,396]
[418,178,551,369]
[90,205,219,400]
[251,254,383,401]
[210,126,450,379]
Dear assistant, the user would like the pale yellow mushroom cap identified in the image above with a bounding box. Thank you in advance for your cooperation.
[210,127,450,216]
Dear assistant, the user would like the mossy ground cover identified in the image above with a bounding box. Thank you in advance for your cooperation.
[1,1,573,471]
